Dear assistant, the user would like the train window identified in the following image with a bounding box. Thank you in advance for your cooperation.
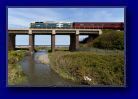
[35,22,43,23]
[36,25,41,27]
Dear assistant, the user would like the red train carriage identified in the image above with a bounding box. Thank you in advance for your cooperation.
[73,22,124,30]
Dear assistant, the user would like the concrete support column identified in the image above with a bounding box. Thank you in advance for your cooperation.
[69,34,74,51]
[8,34,16,50]
[75,34,79,50]
[75,30,79,50]
[51,34,55,52]
[29,34,34,54]
[69,34,79,51]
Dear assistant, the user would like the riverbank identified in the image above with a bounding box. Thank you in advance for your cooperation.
[48,50,124,86]
[8,50,28,85]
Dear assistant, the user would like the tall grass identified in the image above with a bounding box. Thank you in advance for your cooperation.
[49,51,124,86]
[8,50,27,85]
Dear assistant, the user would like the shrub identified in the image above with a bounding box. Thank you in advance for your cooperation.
[93,30,124,50]
[8,50,26,64]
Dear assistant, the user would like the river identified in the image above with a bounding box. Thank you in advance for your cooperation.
[20,50,80,87]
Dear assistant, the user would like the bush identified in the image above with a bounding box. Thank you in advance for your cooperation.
[8,50,26,64]
[8,64,27,85]
[93,30,124,50]
[49,51,124,86]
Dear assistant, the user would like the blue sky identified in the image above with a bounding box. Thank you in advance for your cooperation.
[8,8,124,45]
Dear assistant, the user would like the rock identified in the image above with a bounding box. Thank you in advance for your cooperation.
[37,54,49,64]
[84,76,91,81]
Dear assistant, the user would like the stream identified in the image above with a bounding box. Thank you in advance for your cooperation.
[20,50,80,87]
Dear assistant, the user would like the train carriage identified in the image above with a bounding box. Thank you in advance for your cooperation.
[72,22,124,30]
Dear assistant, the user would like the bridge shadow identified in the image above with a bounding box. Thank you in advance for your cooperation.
[15,48,29,50]
[48,49,69,53]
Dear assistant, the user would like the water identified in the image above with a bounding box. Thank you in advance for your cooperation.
[20,50,80,87]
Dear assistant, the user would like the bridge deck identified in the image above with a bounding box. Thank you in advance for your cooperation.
[8,28,102,35]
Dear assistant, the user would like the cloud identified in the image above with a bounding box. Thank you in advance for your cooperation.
[8,8,124,29]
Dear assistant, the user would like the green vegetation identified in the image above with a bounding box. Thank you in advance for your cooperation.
[48,30,125,86]
[35,46,50,51]
[93,30,124,50]
[8,50,27,85]
[49,51,124,86]
[80,30,124,50]
[35,46,69,52]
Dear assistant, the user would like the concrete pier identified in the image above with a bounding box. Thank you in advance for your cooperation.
[29,34,35,54]
[8,34,16,50]
[69,34,79,51]
[75,34,79,50]
[51,34,55,52]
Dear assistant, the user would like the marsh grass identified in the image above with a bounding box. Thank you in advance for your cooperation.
[49,50,124,86]
[8,50,27,85]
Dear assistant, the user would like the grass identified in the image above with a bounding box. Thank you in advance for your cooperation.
[8,50,28,85]
[49,50,124,86]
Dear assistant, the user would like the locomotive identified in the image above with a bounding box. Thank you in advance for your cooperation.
[30,21,72,28]
[30,21,124,30]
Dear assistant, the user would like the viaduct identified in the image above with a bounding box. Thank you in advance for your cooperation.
[8,28,102,53]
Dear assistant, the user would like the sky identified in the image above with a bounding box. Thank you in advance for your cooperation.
[8,8,124,45]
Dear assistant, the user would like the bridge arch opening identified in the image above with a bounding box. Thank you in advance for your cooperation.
[34,35,51,51]
[15,35,29,50]
[55,35,70,51]
[79,35,89,42]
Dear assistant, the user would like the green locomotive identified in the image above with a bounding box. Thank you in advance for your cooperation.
[30,21,72,28]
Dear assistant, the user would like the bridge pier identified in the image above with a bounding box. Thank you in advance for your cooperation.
[69,34,74,51]
[29,34,35,54]
[69,34,79,51]
[8,34,16,50]
[51,34,55,52]
[75,34,79,50]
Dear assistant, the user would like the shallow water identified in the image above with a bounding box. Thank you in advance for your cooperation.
[20,50,80,87]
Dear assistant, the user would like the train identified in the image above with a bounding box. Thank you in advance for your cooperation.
[30,21,124,30]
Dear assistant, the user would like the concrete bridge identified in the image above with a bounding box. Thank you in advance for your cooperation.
[8,28,102,53]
